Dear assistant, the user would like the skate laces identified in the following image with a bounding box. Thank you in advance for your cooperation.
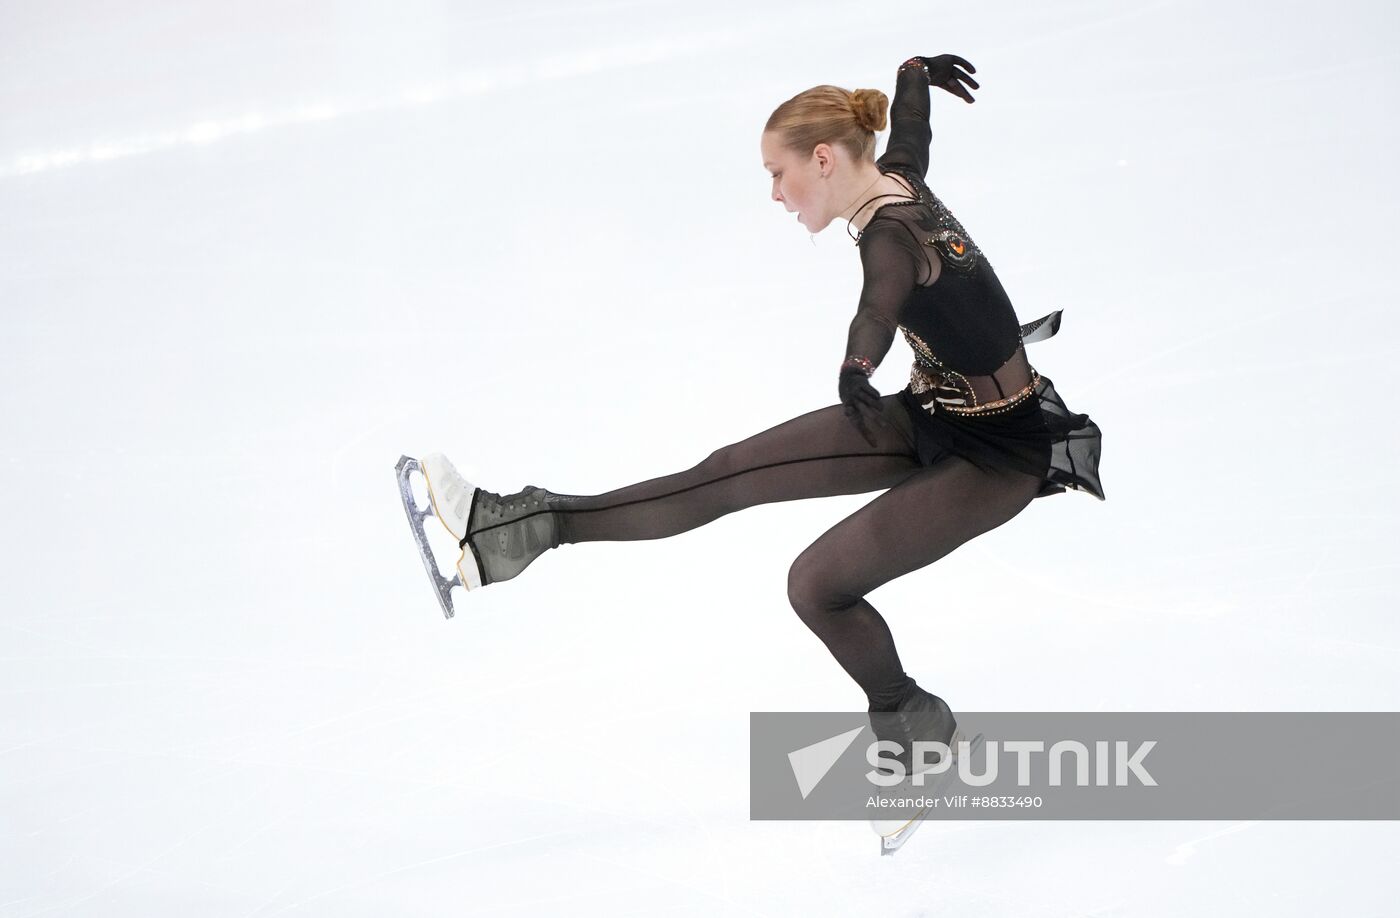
[464,486,558,542]
[477,487,548,520]
[460,485,563,558]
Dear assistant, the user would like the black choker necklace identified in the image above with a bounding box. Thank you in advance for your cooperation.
[847,191,921,244]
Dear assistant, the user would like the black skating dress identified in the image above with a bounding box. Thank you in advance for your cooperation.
[846,60,1105,501]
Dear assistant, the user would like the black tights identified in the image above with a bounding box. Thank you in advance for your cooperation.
[551,394,1044,711]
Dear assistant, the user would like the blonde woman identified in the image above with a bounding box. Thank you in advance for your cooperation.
[398,53,1103,809]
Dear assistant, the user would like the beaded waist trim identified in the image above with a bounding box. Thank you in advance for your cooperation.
[909,362,1040,416]
[901,313,1062,418]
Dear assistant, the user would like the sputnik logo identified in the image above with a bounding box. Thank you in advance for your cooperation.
[787,727,866,799]
[787,728,1160,796]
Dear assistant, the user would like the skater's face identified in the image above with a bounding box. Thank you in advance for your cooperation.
[761,131,838,232]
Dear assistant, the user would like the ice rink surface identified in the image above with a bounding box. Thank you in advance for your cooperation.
[3,1,1397,914]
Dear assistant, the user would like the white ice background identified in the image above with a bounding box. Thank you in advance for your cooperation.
[2,0,1398,915]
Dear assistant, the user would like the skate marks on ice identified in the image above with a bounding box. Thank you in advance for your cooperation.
[0,20,782,180]
[1165,821,1260,866]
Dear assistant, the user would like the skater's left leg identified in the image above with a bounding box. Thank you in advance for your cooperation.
[785,453,1044,712]
[411,397,918,593]
[555,395,920,544]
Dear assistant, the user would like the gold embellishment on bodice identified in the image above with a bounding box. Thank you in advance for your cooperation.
[873,166,988,274]
[901,325,1039,417]
[923,227,978,273]
[903,326,973,404]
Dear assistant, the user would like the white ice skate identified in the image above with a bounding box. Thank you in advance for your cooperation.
[871,729,984,856]
[395,453,482,618]
[395,453,564,619]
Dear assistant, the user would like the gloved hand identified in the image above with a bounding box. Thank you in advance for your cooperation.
[907,54,979,103]
[839,367,890,448]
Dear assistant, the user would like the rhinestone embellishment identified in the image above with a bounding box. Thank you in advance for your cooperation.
[901,325,1038,416]
[866,163,991,272]
[924,227,978,273]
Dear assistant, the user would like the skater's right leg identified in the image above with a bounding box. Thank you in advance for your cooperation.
[556,393,920,544]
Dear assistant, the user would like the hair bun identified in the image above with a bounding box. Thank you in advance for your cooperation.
[850,88,889,133]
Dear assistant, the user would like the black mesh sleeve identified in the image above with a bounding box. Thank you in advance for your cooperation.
[842,220,921,374]
[876,61,932,177]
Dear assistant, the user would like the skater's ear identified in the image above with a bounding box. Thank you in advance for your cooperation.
[809,142,836,174]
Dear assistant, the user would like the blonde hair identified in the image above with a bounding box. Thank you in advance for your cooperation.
[764,85,889,163]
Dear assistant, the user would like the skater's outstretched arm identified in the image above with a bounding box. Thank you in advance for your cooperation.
[876,54,979,179]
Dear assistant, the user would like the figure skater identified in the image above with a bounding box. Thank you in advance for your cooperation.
[398,52,1103,786]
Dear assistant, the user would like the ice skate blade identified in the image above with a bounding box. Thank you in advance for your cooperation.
[874,731,985,857]
[396,455,484,619]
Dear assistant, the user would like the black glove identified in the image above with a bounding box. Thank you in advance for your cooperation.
[910,54,979,103]
[839,367,890,448]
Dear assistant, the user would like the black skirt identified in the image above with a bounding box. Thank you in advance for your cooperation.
[895,311,1105,501]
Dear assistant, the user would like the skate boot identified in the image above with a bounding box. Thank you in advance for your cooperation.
[395,452,567,618]
[868,683,958,780]
[867,683,984,855]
